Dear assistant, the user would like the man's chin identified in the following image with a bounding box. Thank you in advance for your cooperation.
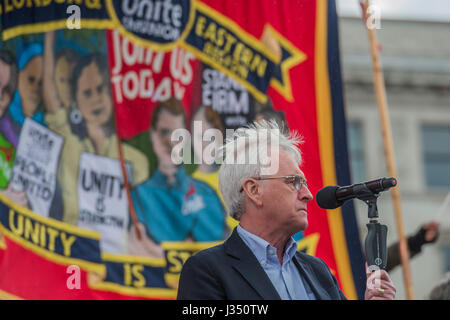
[299,221,308,231]
[291,218,308,233]
[297,216,308,231]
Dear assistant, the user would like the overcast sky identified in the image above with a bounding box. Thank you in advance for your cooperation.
[337,0,450,22]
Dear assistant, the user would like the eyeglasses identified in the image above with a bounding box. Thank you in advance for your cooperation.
[157,127,172,137]
[240,175,308,192]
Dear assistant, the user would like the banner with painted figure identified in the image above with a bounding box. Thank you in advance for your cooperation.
[0,0,367,300]
[77,153,132,254]
[10,118,63,217]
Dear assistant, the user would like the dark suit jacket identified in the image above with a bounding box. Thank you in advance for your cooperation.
[177,229,347,300]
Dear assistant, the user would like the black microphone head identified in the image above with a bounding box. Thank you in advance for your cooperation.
[316,185,342,209]
[382,177,397,189]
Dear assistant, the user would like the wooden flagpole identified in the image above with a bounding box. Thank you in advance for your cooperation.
[360,0,414,299]
[113,122,142,241]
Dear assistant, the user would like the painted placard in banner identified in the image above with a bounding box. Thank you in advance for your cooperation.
[10,118,63,217]
[77,153,131,255]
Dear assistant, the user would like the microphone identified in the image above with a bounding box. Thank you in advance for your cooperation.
[316,177,397,209]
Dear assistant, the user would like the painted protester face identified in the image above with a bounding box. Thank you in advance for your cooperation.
[75,61,112,128]
[0,59,12,117]
[191,107,223,165]
[151,109,185,164]
[55,56,76,110]
[18,55,43,117]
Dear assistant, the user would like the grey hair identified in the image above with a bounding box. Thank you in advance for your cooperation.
[218,119,303,221]
[429,273,450,300]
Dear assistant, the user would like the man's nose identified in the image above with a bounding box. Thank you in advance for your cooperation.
[298,185,313,202]
[163,134,174,147]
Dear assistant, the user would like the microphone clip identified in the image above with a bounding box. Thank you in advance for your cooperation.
[352,183,380,219]
[355,185,388,270]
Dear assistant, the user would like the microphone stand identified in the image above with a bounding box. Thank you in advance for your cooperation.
[353,184,388,271]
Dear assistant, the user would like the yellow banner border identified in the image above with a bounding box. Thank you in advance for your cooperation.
[0,228,6,250]
[0,289,23,300]
[2,19,114,41]
[315,0,358,300]
[0,223,106,274]
[101,252,166,267]
[161,240,222,251]
[265,24,308,102]
[0,193,101,240]
[89,281,177,299]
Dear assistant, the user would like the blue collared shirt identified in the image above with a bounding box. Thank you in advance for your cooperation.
[236,224,315,300]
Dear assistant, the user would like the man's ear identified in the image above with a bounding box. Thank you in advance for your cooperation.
[242,178,263,207]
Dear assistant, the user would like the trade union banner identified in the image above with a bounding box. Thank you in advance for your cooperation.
[0,0,366,299]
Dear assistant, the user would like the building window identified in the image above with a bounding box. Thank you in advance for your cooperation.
[347,121,366,183]
[422,125,450,188]
[443,246,450,273]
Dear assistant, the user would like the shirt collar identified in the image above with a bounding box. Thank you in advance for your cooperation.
[236,224,298,265]
[152,166,188,188]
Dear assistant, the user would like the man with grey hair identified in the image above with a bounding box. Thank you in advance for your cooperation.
[177,120,396,300]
